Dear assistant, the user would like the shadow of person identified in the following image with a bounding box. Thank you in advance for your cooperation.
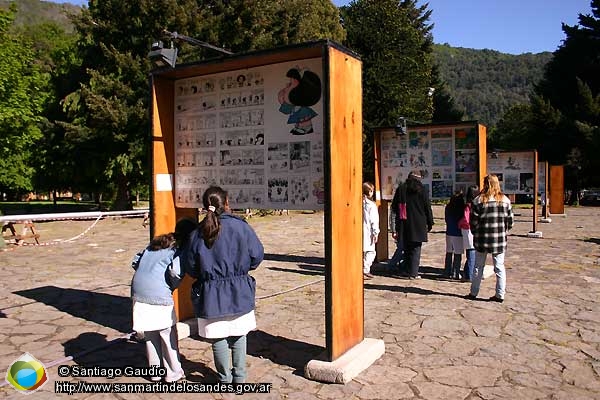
[14,286,132,333]
[178,352,219,383]
[62,332,145,371]
[246,330,324,376]
[364,282,467,299]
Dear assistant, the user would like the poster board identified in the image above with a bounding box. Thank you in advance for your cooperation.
[378,122,486,201]
[150,40,364,362]
[486,151,536,196]
[374,122,486,260]
[173,59,325,210]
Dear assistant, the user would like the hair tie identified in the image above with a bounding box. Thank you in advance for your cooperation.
[208,205,216,212]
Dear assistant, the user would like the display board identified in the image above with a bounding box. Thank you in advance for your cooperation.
[173,58,325,210]
[379,123,484,200]
[486,151,535,195]
[151,40,368,364]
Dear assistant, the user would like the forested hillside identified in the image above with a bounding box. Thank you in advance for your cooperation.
[0,0,79,31]
[434,44,552,127]
[2,0,551,130]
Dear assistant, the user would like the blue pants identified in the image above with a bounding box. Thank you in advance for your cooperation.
[463,249,476,280]
[210,335,247,384]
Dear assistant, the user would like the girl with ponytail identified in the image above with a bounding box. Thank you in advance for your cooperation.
[184,186,264,385]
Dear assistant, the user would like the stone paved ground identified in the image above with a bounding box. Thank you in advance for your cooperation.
[1,205,599,399]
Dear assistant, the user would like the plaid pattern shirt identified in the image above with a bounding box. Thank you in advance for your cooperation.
[470,194,514,254]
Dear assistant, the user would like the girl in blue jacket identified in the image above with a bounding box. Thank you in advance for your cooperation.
[184,186,264,384]
[131,218,197,382]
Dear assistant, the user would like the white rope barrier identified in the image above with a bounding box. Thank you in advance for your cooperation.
[0,209,148,224]
[1,210,149,247]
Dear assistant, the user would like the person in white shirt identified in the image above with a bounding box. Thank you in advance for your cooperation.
[362,182,380,280]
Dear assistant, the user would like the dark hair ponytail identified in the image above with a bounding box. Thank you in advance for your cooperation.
[200,186,228,248]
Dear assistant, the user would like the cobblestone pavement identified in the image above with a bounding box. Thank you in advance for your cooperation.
[1,205,599,399]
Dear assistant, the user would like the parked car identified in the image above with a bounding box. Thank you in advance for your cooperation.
[579,189,600,206]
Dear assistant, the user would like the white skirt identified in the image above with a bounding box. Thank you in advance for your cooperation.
[132,301,177,332]
[198,310,256,339]
[461,228,474,250]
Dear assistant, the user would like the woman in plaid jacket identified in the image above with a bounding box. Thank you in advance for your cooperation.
[465,174,514,303]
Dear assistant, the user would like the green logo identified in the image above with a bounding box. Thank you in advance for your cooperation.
[5,353,48,394]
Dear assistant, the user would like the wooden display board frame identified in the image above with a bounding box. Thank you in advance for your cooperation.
[149,40,363,361]
[373,121,487,260]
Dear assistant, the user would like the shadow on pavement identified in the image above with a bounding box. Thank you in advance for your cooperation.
[365,282,466,298]
[264,253,325,265]
[62,332,144,370]
[247,330,324,376]
[267,265,324,276]
[13,286,132,333]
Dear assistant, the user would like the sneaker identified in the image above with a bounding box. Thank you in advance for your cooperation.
[465,294,477,300]
[363,273,373,280]
[408,275,421,280]
[488,295,504,303]
[165,370,186,383]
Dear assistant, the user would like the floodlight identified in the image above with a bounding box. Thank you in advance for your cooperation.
[148,41,178,69]
[394,117,407,135]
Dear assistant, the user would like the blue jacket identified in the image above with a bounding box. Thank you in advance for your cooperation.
[183,213,264,319]
[131,247,182,306]
[445,205,463,237]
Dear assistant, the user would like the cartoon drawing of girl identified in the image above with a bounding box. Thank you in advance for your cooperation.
[278,68,322,135]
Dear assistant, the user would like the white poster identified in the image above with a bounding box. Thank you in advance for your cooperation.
[173,58,325,209]
[379,124,480,199]
[486,151,535,194]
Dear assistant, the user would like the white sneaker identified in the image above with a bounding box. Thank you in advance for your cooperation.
[165,370,186,383]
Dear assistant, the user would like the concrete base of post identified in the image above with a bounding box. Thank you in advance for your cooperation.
[527,231,543,238]
[304,338,385,384]
[176,318,198,340]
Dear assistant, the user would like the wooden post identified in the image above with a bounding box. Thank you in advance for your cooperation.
[549,165,565,215]
[150,41,371,365]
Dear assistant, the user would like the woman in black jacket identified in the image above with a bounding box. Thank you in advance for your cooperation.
[402,172,434,279]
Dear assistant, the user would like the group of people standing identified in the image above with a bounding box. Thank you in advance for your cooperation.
[131,186,264,384]
[129,173,514,384]
[364,173,513,303]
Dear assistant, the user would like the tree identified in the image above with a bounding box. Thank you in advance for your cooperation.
[533,0,600,188]
[0,4,49,199]
[60,0,345,210]
[341,0,434,180]
[430,64,464,123]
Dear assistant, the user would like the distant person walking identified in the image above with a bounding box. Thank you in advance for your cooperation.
[465,175,514,302]
[184,186,264,384]
[459,185,479,281]
[402,172,434,279]
[362,182,379,280]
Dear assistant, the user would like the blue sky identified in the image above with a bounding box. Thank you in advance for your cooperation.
[50,0,593,54]
[333,0,593,54]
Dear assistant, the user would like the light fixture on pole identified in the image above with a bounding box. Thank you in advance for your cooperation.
[394,117,407,136]
[148,30,233,69]
[148,40,178,69]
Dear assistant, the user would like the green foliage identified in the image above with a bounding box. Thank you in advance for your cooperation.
[434,44,552,127]
[341,0,434,181]
[0,3,49,195]
[530,0,600,188]
[431,64,464,123]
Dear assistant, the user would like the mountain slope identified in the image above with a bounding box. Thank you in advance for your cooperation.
[434,44,552,127]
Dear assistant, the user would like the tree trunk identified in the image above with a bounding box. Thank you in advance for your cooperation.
[112,174,132,211]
